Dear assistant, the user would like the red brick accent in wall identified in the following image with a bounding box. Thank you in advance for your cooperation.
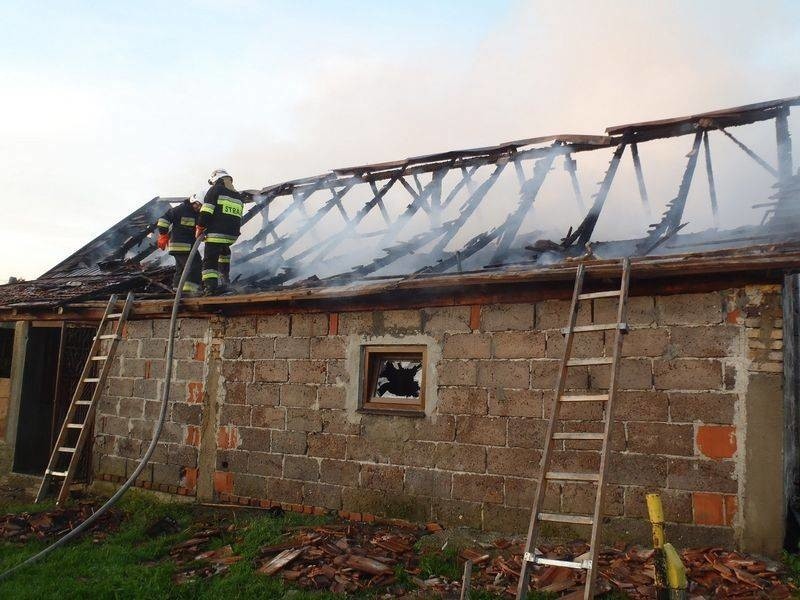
[469,305,481,330]
[217,426,239,450]
[187,382,204,404]
[693,492,738,526]
[213,471,234,495]
[194,342,206,361]
[329,313,339,336]
[181,467,198,492]
[697,425,737,459]
[185,425,201,447]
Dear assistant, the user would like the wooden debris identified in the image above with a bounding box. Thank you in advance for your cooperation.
[259,547,306,576]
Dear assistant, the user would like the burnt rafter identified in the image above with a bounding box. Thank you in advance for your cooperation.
[636,131,704,254]
[562,144,627,249]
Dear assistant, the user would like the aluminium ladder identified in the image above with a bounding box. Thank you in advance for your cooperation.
[36,292,134,505]
[516,258,631,600]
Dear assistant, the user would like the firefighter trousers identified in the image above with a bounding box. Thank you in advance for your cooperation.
[202,242,232,292]
[172,252,202,293]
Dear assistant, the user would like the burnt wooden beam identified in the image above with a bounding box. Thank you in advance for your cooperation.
[636,132,704,254]
[720,127,779,178]
[491,152,556,264]
[630,142,651,216]
[776,108,794,182]
[564,154,586,212]
[369,180,393,226]
[703,131,720,227]
[442,166,479,209]
[562,144,627,248]
[379,167,450,246]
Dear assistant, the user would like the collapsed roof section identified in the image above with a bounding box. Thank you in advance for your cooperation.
[2,95,799,310]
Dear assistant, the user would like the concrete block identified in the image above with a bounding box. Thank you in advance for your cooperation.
[303,482,342,509]
[531,359,587,390]
[442,333,491,359]
[265,477,303,503]
[284,455,320,481]
[438,387,488,415]
[493,331,546,358]
[615,390,669,422]
[256,315,290,336]
[546,330,604,359]
[618,327,669,357]
[422,306,471,334]
[317,385,346,409]
[667,457,737,493]
[310,337,346,359]
[280,384,317,408]
[478,303,533,332]
[404,468,452,498]
[338,311,373,335]
[290,313,328,337]
[226,317,257,337]
[271,430,307,454]
[251,406,286,429]
[378,309,421,333]
[433,443,486,473]
[562,482,623,516]
[669,392,737,424]
[253,359,288,382]
[437,359,477,386]
[326,359,349,385]
[307,433,347,459]
[595,296,656,326]
[238,427,271,452]
[653,359,723,391]
[627,422,694,456]
[175,360,204,381]
[361,463,404,492]
[173,402,204,425]
[241,337,275,360]
[117,397,145,419]
[487,446,539,477]
[245,382,280,406]
[656,293,723,326]
[178,318,208,338]
[221,360,254,382]
[288,360,326,383]
[452,473,504,504]
[233,473,267,498]
[455,416,507,446]
[537,299,590,329]
[488,388,542,418]
[624,487,692,522]
[668,325,740,358]
[608,453,668,487]
[274,337,309,359]
[476,360,530,389]
[320,459,360,486]
[590,358,652,390]
[430,498,482,529]
[247,451,282,477]
[507,417,547,449]
[140,338,167,359]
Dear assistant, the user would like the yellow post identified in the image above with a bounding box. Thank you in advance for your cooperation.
[646,493,687,600]
[646,493,665,548]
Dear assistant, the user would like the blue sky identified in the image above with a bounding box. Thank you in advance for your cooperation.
[1,0,799,280]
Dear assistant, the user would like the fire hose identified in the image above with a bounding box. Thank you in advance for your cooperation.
[0,234,206,582]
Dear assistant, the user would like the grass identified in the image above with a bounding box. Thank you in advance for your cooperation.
[0,491,336,600]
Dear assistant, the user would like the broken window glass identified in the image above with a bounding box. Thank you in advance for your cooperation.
[362,346,426,413]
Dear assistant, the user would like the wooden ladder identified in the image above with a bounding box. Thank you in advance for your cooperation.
[516,258,631,600]
[36,292,134,505]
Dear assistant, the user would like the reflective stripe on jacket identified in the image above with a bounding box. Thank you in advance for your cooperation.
[156,199,198,254]
[197,179,244,244]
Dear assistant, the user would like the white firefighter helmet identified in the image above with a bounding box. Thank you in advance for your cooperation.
[209,168,231,185]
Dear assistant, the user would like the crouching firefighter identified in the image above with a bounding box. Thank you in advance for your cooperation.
[156,195,203,294]
[196,169,245,295]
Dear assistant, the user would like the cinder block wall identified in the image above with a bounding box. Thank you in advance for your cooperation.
[93,285,785,553]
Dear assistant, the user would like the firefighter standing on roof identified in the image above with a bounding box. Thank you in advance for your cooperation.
[156,195,202,293]
[196,169,245,294]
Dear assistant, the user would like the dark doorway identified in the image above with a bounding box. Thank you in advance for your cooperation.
[13,326,60,474]
[12,324,95,476]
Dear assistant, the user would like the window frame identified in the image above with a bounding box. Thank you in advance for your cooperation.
[359,345,427,416]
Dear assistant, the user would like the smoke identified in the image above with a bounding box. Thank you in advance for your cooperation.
[3,1,799,281]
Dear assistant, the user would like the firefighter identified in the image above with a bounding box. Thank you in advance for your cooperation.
[196,169,245,295]
[156,195,203,293]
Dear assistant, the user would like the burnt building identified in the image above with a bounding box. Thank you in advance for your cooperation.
[1,97,799,556]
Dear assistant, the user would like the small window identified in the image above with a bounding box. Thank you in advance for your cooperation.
[360,345,426,414]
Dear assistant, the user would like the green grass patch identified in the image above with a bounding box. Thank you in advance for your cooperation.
[0,491,338,600]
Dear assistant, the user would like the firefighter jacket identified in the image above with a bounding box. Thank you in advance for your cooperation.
[156,200,198,254]
[198,179,245,244]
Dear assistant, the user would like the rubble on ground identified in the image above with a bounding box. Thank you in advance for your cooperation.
[169,524,243,583]
[251,520,796,598]
[0,501,121,542]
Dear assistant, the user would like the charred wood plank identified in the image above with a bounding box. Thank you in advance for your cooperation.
[720,127,778,178]
[703,131,720,227]
[630,142,650,216]
[564,154,586,212]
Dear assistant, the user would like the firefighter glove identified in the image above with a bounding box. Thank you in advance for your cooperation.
[157,233,169,250]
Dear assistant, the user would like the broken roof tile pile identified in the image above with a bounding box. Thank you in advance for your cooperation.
[252,521,795,598]
[2,95,799,309]
[0,502,121,542]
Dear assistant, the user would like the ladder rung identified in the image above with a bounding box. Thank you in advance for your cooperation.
[91,356,109,361]
[560,394,609,402]
[546,471,600,482]
[562,323,628,334]
[577,290,620,300]
[58,447,76,453]
[566,357,613,366]
[552,432,605,441]
[107,313,123,319]
[47,470,68,477]
[84,378,100,383]
[75,400,92,406]
[525,553,592,570]
[538,512,594,525]
[66,423,84,429]
[95,334,121,340]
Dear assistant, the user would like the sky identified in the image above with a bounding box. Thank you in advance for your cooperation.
[1,0,799,281]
